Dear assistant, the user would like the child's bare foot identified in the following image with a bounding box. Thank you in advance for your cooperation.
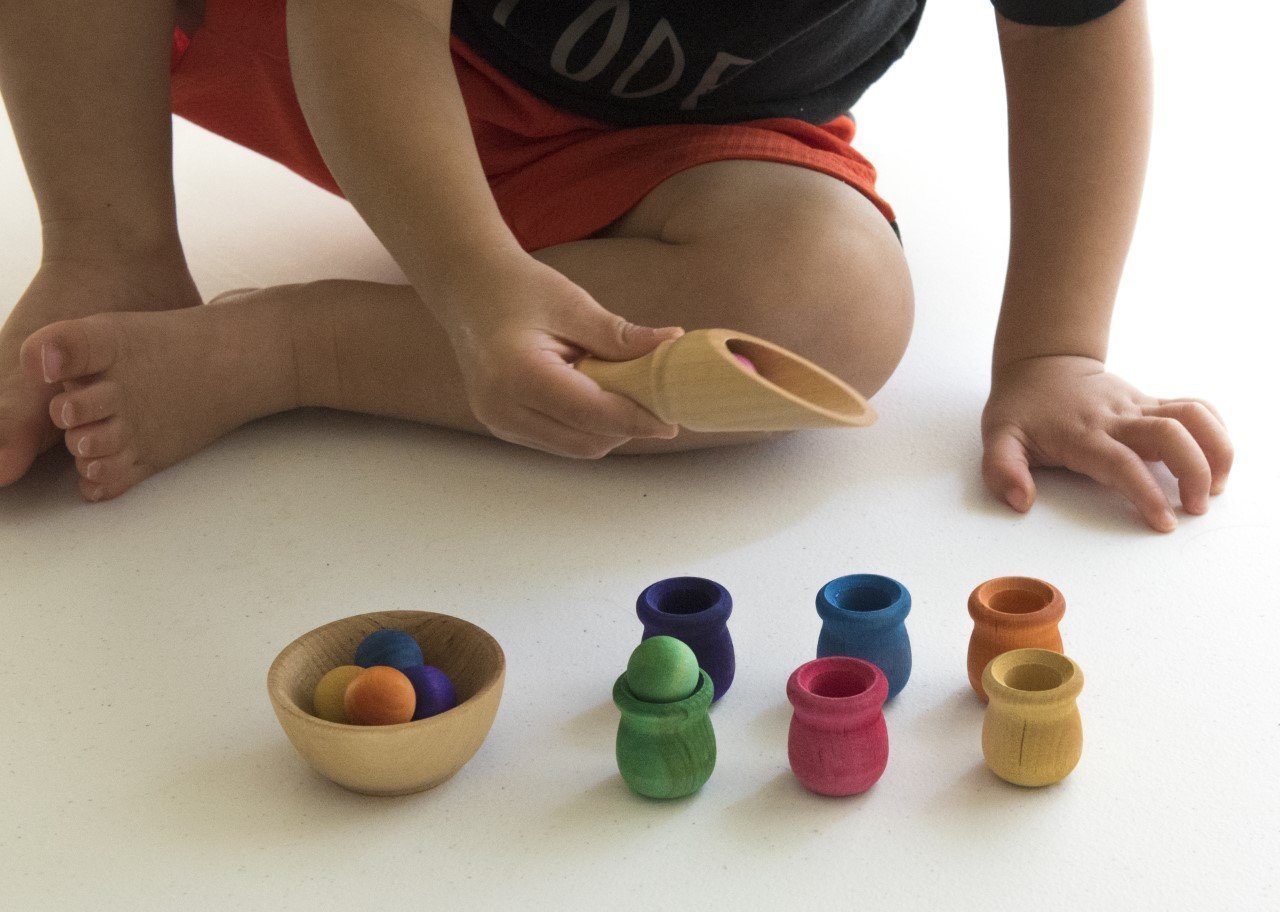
[18,289,299,501]
[0,259,201,485]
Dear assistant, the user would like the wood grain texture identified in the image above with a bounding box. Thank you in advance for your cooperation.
[967,576,1066,702]
[636,576,735,702]
[815,574,912,701]
[614,669,716,800]
[267,610,505,796]
[625,636,699,704]
[786,656,890,797]
[577,329,876,431]
[981,648,1083,788]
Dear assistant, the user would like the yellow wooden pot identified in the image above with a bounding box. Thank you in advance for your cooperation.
[981,648,1083,787]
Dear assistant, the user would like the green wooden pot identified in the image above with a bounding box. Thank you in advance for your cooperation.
[613,669,716,799]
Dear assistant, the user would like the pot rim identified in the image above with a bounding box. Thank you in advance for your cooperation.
[968,576,1065,628]
[613,668,714,718]
[982,648,1083,705]
[786,656,888,713]
[816,574,910,628]
[636,576,732,631]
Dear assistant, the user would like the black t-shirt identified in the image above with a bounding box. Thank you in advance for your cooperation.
[451,0,1127,126]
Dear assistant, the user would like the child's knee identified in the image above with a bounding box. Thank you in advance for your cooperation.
[695,208,913,399]
[800,226,913,398]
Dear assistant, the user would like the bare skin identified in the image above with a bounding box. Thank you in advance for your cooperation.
[0,256,200,485]
[0,0,1235,530]
[981,0,1234,530]
[19,160,912,500]
[0,0,195,484]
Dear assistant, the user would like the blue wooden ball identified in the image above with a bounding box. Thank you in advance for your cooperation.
[354,628,424,670]
[403,665,458,720]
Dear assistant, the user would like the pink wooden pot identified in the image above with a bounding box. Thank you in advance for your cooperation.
[786,656,889,797]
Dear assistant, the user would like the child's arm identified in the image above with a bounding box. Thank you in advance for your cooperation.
[285,0,680,457]
[982,0,1233,531]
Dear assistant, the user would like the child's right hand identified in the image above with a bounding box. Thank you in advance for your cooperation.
[439,255,683,458]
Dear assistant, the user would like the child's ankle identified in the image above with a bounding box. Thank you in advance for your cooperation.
[40,215,187,274]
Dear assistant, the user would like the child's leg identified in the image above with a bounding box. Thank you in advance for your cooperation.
[0,0,201,485]
[22,160,912,500]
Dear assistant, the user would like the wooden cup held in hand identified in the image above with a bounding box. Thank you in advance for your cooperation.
[576,328,876,432]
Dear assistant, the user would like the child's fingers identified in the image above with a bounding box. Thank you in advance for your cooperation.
[1073,434,1177,532]
[567,299,684,363]
[541,367,679,440]
[1112,417,1213,515]
[982,427,1036,513]
[1144,400,1233,494]
[501,406,628,459]
[1156,395,1225,425]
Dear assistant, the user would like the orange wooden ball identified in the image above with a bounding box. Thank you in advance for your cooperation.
[343,666,416,726]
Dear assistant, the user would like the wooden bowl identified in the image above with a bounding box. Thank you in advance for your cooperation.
[267,610,505,796]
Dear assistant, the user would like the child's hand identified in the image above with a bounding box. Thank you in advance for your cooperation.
[981,355,1233,532]
[440,256,682,458]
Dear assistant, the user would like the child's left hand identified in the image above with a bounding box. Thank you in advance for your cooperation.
[980,354,1233,532]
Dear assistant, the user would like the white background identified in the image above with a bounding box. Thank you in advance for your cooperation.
[2,2,1277,910]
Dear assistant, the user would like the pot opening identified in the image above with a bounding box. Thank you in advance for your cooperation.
[724,339,864,418]
[834,584,895,613]
[988,585,1051,615]
[806,664,875,699]
[653,579,721,615]
[999,663,1062,693]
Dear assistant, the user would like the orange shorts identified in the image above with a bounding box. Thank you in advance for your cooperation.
[170,0,894,253]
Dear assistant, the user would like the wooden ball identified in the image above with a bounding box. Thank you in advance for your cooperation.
[354,628,424,670]
[343,666,416,726]
[627,636,700,703]
[403,665,458,720]
[312,665,364,723]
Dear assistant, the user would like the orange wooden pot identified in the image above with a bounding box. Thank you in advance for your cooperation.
[967,577,1065,702]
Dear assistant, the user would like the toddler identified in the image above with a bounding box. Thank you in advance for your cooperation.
[0,0,1232,530]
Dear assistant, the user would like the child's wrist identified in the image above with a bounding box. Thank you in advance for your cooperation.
[992,350,1105,375]
[426,244,536,327]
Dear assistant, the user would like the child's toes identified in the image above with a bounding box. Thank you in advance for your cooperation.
[64,417,128,459]
[49,380,122,430]
[78,451,141,502]
[21,314,122,385]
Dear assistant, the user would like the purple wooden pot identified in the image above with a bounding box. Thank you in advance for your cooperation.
[636,577,735,702]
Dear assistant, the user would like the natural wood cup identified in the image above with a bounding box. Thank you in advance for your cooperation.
[576,328,875,431]
[267,610,505,796]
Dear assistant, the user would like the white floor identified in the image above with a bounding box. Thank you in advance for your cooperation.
[2,4,1277,911]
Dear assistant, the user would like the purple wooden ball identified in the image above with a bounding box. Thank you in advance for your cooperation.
[403,665,458,720]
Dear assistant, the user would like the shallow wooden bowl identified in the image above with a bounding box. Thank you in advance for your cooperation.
[267,610,505,796]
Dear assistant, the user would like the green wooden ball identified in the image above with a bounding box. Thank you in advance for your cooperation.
[627,636,700,703]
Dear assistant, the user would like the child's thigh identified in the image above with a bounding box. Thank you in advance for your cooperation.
[595,159,914,398]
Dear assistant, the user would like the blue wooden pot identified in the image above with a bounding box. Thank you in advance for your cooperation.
[815,574,911,700]
[636,577,735,702]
